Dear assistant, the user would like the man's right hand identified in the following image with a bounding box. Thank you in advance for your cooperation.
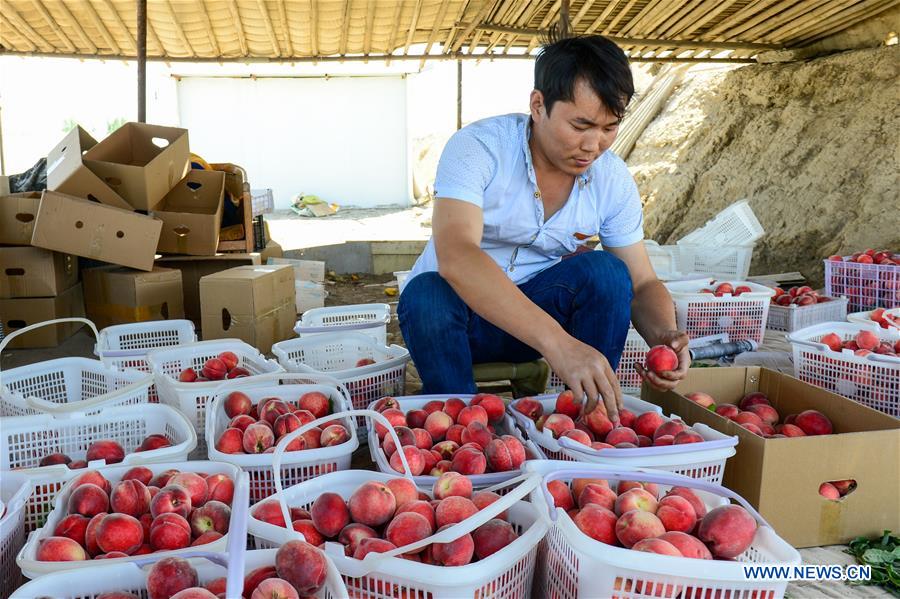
[543,334,623,425]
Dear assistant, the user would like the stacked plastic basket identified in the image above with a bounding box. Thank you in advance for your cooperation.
[825,253,900,311]
[666,279,775,343]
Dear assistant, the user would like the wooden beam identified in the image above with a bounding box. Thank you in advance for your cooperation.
[385,1,404,64]
[163,0,195,56]
[339,0,352,55]
[571,0,599,28]
[499,0,543,54]
[144,9,166,56]
[450,0,496,53]
[81,0,122,55]
[443,0,473,56]
[604,0,641,35]
[525,1,561,54]
[32,0,76,52]
[256,0,282,56]
[0,4,52,51]
[55,0,97,53]
[618,0,667,36]
[728,0,832,41]
[585,0,623,34]
[363,0,376,57]
[227,0,248,56]
[640,0,696,35]
[421,0,452,68]
[404,0,425,55]
[198,0,222,56]
[705,0,781,38]
[677,0,742,38]
[306,0,315,57]
[487,0,534,55]
[650,0,704,36]
[98,0,137,53]
[793,0,899,44]
[761,0,859,41]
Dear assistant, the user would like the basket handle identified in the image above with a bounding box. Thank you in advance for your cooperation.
[22,373,154,416]
[208,371,354,411]
[558,432,739,456]
[537,465,770,528]
[270,409,415,536]
[0,317,100,382]
[333,472,541,578]
[225,470,252,598]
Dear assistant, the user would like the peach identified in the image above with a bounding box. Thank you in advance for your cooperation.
[406,409,428,429]
[204,474,234,505]
[485,438,515,472]
[297,391,330,418]
[582,409,613,440]
[636,435,652,447]
[96,513,144,554]
[275,540,328,594]
[375,408,408,438]
[191,531,223,546]
[150,485,192,519]
[461,421,492,449]
[633,412,666,439]
[646,345,678,373]
[832,479,856,495]
[632,537,682,556]
[665,487,707,519]
[190,500,231,536]
[715,404,740,419]
[227,366,251,379]
[147,557,199,599]
[39,452,71,467]
[385,511,432,553]
[686,392,716,409]
[472,490,508,520]
[445,424,465,445]
[616,408,635,429]
[819,482,840,500]
[383,478,418,509]
[794,410,833,435]
[573,505,617,545]
[472,519,518,559]
[698,505,758,558]
[733,411,764,429]
[243,566,278,598]
[502,435,526,468]
[178,368,198,382]
[336,522,376,554]
[273,413,302,439]
[260,400,293,427]
[773,422,805,437]
[435,496,478,528]
[457,405,489,428]
[552,390,581,419]
[169,472,209,508]
[205,578,227,595]
[354,537,398,559]
[513,397,543,421]
[820,332,843,352]
[605,426,639,446]
[419,399,443,414]
[451,446,487,475]
[654,435,674,446]
[432,440,460,460]
[292,519,325,546]
[561,429,592,447]
[54,513,90,546]
[423,411,454,442]
[578,483,617,511]
[653,420,686,440]
[657,495,697,533]
[150,512,191,550]
[547,480,575,511]
[243,423,276,454]
[311,492,351,537]
[348,481,396,527]
[84,512,107,556]
[409,427,432,450]
[218,351,239,370]
[442,397,467,421]
[659,531,712,559]
[746,404,780,426]
[856,330,879,351]
[618,481,658,498]
[86,439,125,464]
[68,483,109,517]
[390,445,426,475]
[292,409,316,426]
[251,578,299,599]
[572,478,608,498]
[614,488,658,516]
[396,500,436,531]
[431,460,453,476]
[741,423,763,436]
[674,430,704,444]
[433,471,473,499]
[138,433,172,452]
[201,358,228,380]
[215,428,244,454]
[321,424,350,447]
[224,391,252,418]
[432,524,475,566]
[121,466,153,486]
[472,393,506,422]
[110,479,152,517]
[381,426,416,456]
[738,392,770,411]
[68,460,88,469]
[372,396,401,412]
[615,510,665,548]
[299,427,321,450]
[542,413,576,438]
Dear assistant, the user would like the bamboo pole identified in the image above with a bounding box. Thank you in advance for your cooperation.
[404,0,425,55]
[498,0,543,55]
[728,0,833,41]
[585,0,624,34]
[227,0,248,56]
[604,0,642,35]
[99,0,137,53]
[163,0,195,56]
[32,0,77,52]
[278,1,293,56]
[1,4,51,51]
[82,0,123,55]
[526,1,560,53]
[308,0,318,57]
[571,0,599,28]
[339,0,353,55]
[55,0,97,53]
[198,0,222,56]
[363,0,376,58]
[450,0,496,53]
[705,0,781,38]
[422,0,452,67]
[385,1,404,64]
[619,0,668,36]
[256,0,282,56]
[793,0,899,44]
[678,0,743,37]
[761,0,860,41]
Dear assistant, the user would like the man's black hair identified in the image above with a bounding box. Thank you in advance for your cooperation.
[534,35,634,119]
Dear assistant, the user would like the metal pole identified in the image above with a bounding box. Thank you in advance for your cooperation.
[456,59,462,130]
[137,0,147,122]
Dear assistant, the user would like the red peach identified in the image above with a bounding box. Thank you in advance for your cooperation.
[396,500,436,532]
[53,514,90,546]
[321,424,350,447]
[686,392,716,409]
[457,405,489,427]
[224,391,252,418]
[411,427,433,450]
[381,425,416,457]
[189,500,231,537]
[542,413,576,438]
[250,578,299,599]
[273,412,302,439]
[260,400,293,427]
[572,478,609,499]
[168,472,209,507]
[665,487,707,519]
[442,397,467,421]
[243,423,275,454]
[121,466,154,486]
[178,368,198,382]
[147,557,198,599]
[149,513,191,551]
[794,410,833,435]
[205,474,234,505]
[243,566,278,598]
[431,460,453,476]
[819,482,840,500]
[573,504,617,545]
[204,577,227,595]
[275,540,328,595]
[67,460,88,469]
[618,481,658,498]
[432,524,475,566]
[252,500,287,528]
[433,471,473,499]
[311,492,351,537]
[741,423,763,436]
[733,411,765,429]
[615,510,665,548]
[354,537,398,559]
[856,330,879,351]
[485,438,516,472]
[583,408,614,438]
[451,447,487,475]
[406,409,427,429]
[636,435,652,447]
[215,428,244,454]
[191,531,222,546]
[715,404,740,419]
[39,452,71,467]
[375,408,408,439]
[738,392,770,411]
[110,479,152,517]
[554,390,582,419]
[775,423,805,437]
[547,480,575,511]
[746,404,780,426]
[614,488,658,516]
[420,399,444,414]
[605,427,639,446]
[674,430,705,445]
[372,396,400,412]
[424,411,454,442]
[513,397,543,421]
[35,535,90,562]
[578,483,617,511]
[654,435,675,446]
[632,537,682,556]
[657,495,697,533]
[390,445,426,475]
[698,505,758,558]
[84,512,107,556]
[461,421,492,449]
[288,519,324,546]
[445,424,465,445]
[96,513,143,554]
[432,440,460,460]
[472,490,508,520]
[292,409,316,426]
[653,420,686,440]
[226,366,251,379]
[385,511,432,553]
[201,358,227,381]
[348,481,397,527]
[435,496,478,528]
[561,429,592,447]
[501,435,526,469]
[150,485,192,519]
[472,393,506,422]
[617,409,636,429]
[299,427,322,450]
[633,412,666,438]
[646,345,678,373]
[472,519,518,559]
[832,480,856,495]
[659,531,712,559]
[297,391,330,418]
[217,351,239,370]
[86,440,125,464]
[68,483,109,517]
[385,477,419,509]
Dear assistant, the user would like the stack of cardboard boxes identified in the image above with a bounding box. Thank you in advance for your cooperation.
[0,122,297,353]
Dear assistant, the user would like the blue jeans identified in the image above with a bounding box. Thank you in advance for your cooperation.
[397,251,634,394]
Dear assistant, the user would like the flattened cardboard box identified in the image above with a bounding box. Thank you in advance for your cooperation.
[156,252,261,322]
[31,191,162,272]
[0,283,85,348]
[153,169,225,256]
[0,192,41,245]
[83,122,190,211]
[199,264,295,354]
[645,367,900,548]
[0,247,78,298]
[45,126,132,210]
[83,266,184,329]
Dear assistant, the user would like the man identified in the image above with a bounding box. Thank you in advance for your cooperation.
[398,35,689,422]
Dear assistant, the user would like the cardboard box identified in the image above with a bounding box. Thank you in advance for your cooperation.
[156,253,261,322]
[0,247,78,298]
[31,191,162,271]
[0,283,85,348]
[200,264,296,353]
[0,192,41,245]
[83,266,184,329]
[259,239,283,262]
[83,122,190,211]
[645,367,900,548]
[154,169,225,256]
[45,126,132,210]
[267,257,325,282]
[295,280,326,314]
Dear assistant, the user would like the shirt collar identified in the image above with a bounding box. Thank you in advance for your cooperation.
[522,116,594,188]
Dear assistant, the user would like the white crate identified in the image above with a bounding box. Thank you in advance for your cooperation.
[643,240,680,279]
[295,304,392,346]
[848,307,900,329]
[525,462,800,599]
[667,279,775,343]
[1,472,30,596]
[273,332,410,419]
[675,244,755,280]
[546,328,650,395]
[0,318,154,417]
[251,187,274,215]
[787,321,900,417]
[16,461,249,579]
[0,403,197,533]
[147,339,284,454]
[205,373,360,503]
[677,199,765,247]
[825,256,900,311]
[766,296,849,332]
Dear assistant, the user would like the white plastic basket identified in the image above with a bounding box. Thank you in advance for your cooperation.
[366,395,543,490]
[667,279,775,343]
[825,255,900,311]
[249,412,547,599]
[0,318,154,417]
[643,240,679,278]
[766,295,849,332]
[1,472,30,597]
[16,461,249,579]
[787,321,900,417]
[94,319,197,403]
[273,332,410,419]
[546,328,650,395]
[675,244,755,280]
[847,307,900,329]
[0,403,197,533]
[148,339,284,454]
[677,199,765,247]
[394,270,412,294]
[295,304,392,346]
[525,461,800,599]
[205,372,360,503]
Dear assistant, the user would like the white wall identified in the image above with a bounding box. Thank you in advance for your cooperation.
[176,75,410,209]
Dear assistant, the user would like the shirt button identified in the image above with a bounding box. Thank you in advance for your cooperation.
[509,266,515,272]
[534,192,540,198]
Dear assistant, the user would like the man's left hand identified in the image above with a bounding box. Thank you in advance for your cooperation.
[635,330,691,391]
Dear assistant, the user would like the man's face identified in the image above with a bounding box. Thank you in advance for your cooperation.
[530,78,622,176]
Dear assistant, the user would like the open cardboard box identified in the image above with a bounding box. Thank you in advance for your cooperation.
[645,367,900,548]
[0,191,42,245]
[156,252,261,322]
[83,266,184,328]
[31,191,162,271]
[0,283,85,348]
[45,126,132,210]
[153,169,225,256]
[0,247,78,298]
[83,122,190,211]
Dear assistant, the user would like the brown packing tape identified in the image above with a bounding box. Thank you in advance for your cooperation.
[88,302,164,322]
[176,232,188,254]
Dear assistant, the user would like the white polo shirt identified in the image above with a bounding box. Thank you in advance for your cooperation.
[408,113,644,287]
